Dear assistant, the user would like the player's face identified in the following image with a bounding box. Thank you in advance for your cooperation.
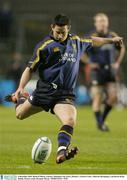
[94,16,109,33]
[51,25,70,42]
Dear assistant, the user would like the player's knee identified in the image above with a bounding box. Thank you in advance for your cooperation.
[108,94,117,105]
[65,117,76,127]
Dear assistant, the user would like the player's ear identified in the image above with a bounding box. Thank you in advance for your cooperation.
[51,24,55,30]
[68,25,71,31]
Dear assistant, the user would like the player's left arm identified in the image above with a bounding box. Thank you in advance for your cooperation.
[113,44,125,70]
[80,35,123,53]
[91,36,123,47]
[111,32,125,69]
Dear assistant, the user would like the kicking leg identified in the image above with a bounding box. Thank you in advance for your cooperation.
[16,99,43,120]
[5,92,43,120]
[54,103,78,164]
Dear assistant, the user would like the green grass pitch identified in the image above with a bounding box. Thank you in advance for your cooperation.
[0,106,127,174]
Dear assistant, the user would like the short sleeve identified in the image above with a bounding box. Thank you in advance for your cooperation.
[27,45,41,72]
[27,39,53,72]
[80,38,93,54]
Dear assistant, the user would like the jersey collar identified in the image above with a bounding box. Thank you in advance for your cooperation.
[49,32,72,44]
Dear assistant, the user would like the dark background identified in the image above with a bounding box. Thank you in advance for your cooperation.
[0,0,126,82]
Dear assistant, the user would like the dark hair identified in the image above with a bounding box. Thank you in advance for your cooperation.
[52,14,71,26]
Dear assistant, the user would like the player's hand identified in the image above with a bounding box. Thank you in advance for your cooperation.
[13,88,24,101]
[111,62,120,70]
[112,36,123,45]
[90,63,100,70]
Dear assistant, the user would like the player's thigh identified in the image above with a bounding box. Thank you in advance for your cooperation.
[16,100,43,120]
[54,104,77,127]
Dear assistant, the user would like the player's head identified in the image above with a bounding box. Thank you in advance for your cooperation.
[51,14,71,42]
[94,13,109,33]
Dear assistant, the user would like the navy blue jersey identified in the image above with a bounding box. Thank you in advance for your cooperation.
[28,34,92,91]
[86,30,119,65]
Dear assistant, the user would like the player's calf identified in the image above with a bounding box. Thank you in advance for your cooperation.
[16,109,25,120]
[107,83,117,106]
[101,87,117,123]
[56,123,77,163]
[16,95,29,120]
[15,100,31,120]
[54,104,78,163]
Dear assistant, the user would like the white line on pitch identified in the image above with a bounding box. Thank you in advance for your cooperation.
[77,167,127,170]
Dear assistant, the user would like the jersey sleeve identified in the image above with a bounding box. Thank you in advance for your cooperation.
[80,37,93,54]
[70,35,93,55]
[27,44,46,72]
[27,39,53,72]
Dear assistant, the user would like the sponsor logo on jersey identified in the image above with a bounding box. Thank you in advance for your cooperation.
[59,53,76,63]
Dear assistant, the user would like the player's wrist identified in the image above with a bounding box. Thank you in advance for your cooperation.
[116,62,121,67]
[115,60,120,65]
[112,36,123,44]
[110,38,115,43]
[18,86,24,91]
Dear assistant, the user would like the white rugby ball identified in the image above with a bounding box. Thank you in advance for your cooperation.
[32,137,52,164]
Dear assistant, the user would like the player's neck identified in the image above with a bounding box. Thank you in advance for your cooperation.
[96,29,108,35]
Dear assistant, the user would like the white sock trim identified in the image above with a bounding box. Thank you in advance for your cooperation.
[57,146,67,152]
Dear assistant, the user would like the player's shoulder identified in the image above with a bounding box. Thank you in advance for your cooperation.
[70,34,91,41]
[109,31,118,37]
[87,30,98,37]
[35,35,54,51]
[70,33,92,44]
[70,34,81,41]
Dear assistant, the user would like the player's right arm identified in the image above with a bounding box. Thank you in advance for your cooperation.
[14,42,44,100]
[14,67,32,100]
[14,42,41,100]
[14,39,52,100]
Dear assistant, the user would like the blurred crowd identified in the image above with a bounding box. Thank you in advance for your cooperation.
[0,2,13,41]
[0,1,127,108]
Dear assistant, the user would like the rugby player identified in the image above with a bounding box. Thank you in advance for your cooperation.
[82,13,125,131]
[5,14,123,163]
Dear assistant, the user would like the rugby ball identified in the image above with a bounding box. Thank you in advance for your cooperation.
[32,137,52,164]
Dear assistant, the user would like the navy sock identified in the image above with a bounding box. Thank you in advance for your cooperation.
[57,125,73,152]
[15,96,26,109]
[102,103,112,122]
[94,111,102,124]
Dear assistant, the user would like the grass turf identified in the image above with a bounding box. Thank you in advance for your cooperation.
[0,106,127,174]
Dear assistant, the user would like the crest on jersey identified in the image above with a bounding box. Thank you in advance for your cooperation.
[53,47,60,52]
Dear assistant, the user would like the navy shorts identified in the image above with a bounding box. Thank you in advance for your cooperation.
[90,65,116,86]
[28,80,75,114]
